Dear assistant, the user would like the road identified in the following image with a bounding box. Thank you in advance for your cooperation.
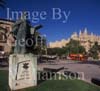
[38,60,100,83]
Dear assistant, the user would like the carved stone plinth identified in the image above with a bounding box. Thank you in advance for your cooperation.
[9,53,37,90]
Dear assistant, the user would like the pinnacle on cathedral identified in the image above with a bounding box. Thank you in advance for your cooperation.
[79,30,82,35]
[91,32,93,36]
[74,32,78,36]
[84,27,88,34]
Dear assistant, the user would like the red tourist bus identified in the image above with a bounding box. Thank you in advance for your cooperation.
[69,54,88,61]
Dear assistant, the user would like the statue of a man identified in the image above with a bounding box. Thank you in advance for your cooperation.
[10,12,42,54]
[11,12,32,54]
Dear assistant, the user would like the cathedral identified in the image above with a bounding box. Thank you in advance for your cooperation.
[49,28,100,52]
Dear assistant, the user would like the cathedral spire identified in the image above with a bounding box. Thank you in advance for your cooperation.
[79,30,82,35]
[91,32,93,36]
[84,27,88,34]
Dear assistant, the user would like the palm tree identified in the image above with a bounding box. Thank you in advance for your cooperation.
[0,0,6,8]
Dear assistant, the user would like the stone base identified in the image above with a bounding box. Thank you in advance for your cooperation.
[9,53,37,90]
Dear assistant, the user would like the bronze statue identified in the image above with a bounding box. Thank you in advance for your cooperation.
[10,12,42,54]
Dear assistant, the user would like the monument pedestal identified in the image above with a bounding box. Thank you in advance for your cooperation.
[9,53,37,90]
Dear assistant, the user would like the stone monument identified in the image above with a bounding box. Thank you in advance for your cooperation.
[9,12,42,90]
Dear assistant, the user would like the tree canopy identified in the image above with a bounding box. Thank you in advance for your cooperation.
[65,39,86,54]
[47,39,86,56]
[88,42,100,59]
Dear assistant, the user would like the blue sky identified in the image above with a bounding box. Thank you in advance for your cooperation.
[0,0,100,43]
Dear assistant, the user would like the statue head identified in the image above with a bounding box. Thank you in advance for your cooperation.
[20,11,28,20]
